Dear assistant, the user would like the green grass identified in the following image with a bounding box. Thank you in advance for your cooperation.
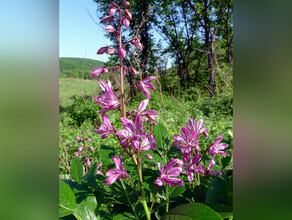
[59,78,99,106]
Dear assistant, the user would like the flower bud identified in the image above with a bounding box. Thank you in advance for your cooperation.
[118,48,126,58]
[90,67,104,78]
[109,2,118,9]
[130,38,143,50]
[103,67,109,73]
[97,46,108,54]
[102,16,113,23]
[122,17,130,27]
[84,158,91,168]
[146,154,153,160]
[78,146,84,152]
[74,152,82,157]
[86,138,92,143]
[124,9,132,20]
[122,66,128,77]
[130,68,137,76]
[121,1,130,8]
[106,47,116,55]
[88,146,95,151]
[112,66,119,71]
[105,25,115,33]
[77,136,82,143]
[109,7,117,17]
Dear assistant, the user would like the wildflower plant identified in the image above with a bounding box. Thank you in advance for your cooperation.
[59,2,233,220]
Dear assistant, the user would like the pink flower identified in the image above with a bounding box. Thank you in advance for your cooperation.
[172,126,199,154]
[182,154,204,183]
[90,67,109,78]
[105,152,129,185]
[95,163,104,175]
[121,1,130,8]
[118,48,126,58]
[93,80,121,113]
[123,9,132,20]
[130,38,143,50]
[188,118,209,137]
[137,99,158,123]
[102,16,113,23]
[122,17,130,27]
[106,47,116,55]
[154,159,185,187]
[131,134,156,152]
[135,76,157,98]
[205,157,223,176]
[109,2,118,9]
[91,114,115,139]
[208,135,229,157]
[105,25,115,33]
[116,115,142,140]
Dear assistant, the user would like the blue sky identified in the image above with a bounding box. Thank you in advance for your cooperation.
[59,0,172,65]
[59,0,112,62]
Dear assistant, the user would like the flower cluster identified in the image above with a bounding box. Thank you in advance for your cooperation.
[74,132,102,176]
[153,118,230,187]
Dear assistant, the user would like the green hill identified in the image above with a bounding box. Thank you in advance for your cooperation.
[59,57,104,79]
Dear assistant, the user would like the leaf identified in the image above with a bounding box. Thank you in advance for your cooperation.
[154,123,170,151]
[59,207,74,218]
[74,194,99,220]
[169,186,186,198]
[204,203,233,219]
[59,180,76,213]
[205,176,229,205]
[99,145,115,168]
[71,157,83,182]
[86,162,98,176]
[161,203,222,220]
[112,212,136,220]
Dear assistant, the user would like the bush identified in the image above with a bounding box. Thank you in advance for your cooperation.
[67,96,100,126]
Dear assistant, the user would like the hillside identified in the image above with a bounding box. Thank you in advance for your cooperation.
[59,57,104,79]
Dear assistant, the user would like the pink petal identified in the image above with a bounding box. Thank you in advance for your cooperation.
[138,99,149,114]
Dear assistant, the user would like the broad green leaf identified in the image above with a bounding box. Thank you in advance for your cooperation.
[59,180,76,212]
[204,203,233,219]
[71,157,83,182]
[59,207,74,218]
[169,186,186,198]
[161,203,222,220]
[154,123,170,151]
[86,162,98,176]
[74,194,99,220]
[99,145,115,168]
[82,175,105,192]
[112,212,136,220]
[205,176,229,205]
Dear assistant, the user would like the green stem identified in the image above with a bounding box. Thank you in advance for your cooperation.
[132,150,151,220]
[120,179,138,218]
[165,187,169,213]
